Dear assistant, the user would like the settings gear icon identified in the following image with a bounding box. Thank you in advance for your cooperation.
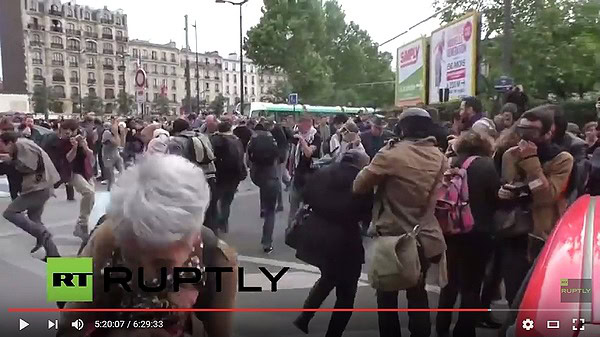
[522,318,535,331]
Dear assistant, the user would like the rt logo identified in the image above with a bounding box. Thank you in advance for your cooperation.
[47,258,93,302]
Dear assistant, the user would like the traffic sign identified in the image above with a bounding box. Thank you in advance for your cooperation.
[135,69,147,88]
[289,93,298,105]
[136,89,145,104]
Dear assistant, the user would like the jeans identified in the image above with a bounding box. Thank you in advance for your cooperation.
[203,178,219,234]
[436,232,493,337]
[71,174,95,228]
[97,145,105,180]
[297,262,362,337]
[259,178,278,247]
[377,252,432,337]
[103,153,124,191]
[215,179,240,232]
[3,188,59,257]
[288,182,303,227]
[481,238,504,308]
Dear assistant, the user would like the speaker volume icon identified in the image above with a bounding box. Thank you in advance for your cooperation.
[71,319,84,331]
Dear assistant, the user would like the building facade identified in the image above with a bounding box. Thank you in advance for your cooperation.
[221,53,286,108]
[22,0,129,114]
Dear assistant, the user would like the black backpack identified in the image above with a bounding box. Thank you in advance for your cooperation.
[169,131,214,166]
[212,134,247,181]
[248,131,279,166]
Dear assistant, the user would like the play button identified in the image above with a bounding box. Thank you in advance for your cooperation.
[19,319,29,331]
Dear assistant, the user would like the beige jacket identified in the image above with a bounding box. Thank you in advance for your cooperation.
[353,137,448,259]
[14,138,60,194]
[502,147,573,240]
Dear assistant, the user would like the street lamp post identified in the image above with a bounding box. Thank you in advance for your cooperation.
[118,52,130,114]
[78,49,85,118]
[216,0,249,116]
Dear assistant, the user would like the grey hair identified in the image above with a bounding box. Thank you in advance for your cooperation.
[108,154,210,247]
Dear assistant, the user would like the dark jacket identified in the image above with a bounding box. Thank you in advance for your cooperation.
[360,129,394,159]
[247,130,278,187]
[233,125,253,152]
[455,155,501,234]
[270,125,289,163]
[210,133,247,182]
[296,161,373,268]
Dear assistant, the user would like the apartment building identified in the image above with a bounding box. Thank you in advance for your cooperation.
[221,53,286,107]
[22,0,129,114]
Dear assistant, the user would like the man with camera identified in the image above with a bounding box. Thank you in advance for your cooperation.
[44,119,96,241]
[498,105,573,305]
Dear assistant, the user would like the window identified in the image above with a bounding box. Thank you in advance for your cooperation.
[261,86,264,94]
[105,73,114,81]
[68,55,77,66]
[103,43,112,51]
[52,36,62,44]
[117,31,123,38]
[52,53,63,62]
[161,52,166,60]
[87,57,95,66]
[251,87,255,95]
[86,41,96,51]
[205,83,209,90]
[154,93,158,100]
[71,87,79,96]
[215,84,220,92]
[205,58,209,64]
[102,27,112,35]
[244,87,248,95]
[33,51,42,60]
[226,74,229,82]
[143,50,148,58]
[53,69,63,76]
[68,39,80,50]
[252,76,255,85]
[232,63,236,71]
[153,78,158,87]
[119,58,125,66]
[88,72,95,80]
[133,48,139,58]
[53,86,65,97]
[146,93,149,100]
[151,51,157,60]
[34,68,42,76]
[226,86,230,94]
[172,80,176,88]
[233,74,237,83]
[171,66,176,75]
[105,88,115,99]
[84,11,90,20]
[172,94,176,102]
[162,79,166,86]
[162,66,167,74]
[118,45,125,53]
[70,71,78,79]
[67,23,75,31]
[224,62,228,70]
[143,63,148,71]
[234,86,237,94]
[116,17,121,25]
[32,34,41,42]
[152,65,157,73]
[104,58,113,65]
[86,26,92,33]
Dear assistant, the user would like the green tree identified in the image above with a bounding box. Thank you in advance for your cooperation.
[435,0,600,99]
[117,91,135,115]
[32,85,49,114]
[182,95,200,113]
[154,95,171,115]
[245,0,394,106]
[209,94,227,116]
[83,91,104,114]
[263,80,294,103]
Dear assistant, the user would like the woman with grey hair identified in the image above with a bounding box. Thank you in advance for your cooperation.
[58,154,238,337]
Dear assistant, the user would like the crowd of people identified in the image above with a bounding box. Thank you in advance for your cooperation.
[0,95,599,336]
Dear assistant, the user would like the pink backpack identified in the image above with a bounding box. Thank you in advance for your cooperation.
[435,156,479,235]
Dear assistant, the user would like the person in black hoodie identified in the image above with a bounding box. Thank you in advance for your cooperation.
[293,149,373,337]
[436,130,501,337]
[233,119,253,152]
[265,119,290,211]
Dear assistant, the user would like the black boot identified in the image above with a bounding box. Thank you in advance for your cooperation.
[42,232,61,258]
[293,314,310,334]
[66,185,75,201]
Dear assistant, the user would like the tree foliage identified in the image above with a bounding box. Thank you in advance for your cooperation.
[245,0,394,107]
[154,95,171,115]
[435,0,600,99]
[83,91,104,114]
[32,86,49,114]
[209,94,227,116]
[117,91,135,115]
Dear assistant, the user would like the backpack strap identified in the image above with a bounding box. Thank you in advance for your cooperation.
[461,155,480,170]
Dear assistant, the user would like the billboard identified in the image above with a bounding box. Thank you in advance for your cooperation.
[395,38,427,107]
[428,12,479,104]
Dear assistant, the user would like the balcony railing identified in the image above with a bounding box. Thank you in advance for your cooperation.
[87,64,96,69]
[161,57,167,62]
[101,19,113,24]
[66,29,81,36]
[118,80,125,86]
[171,72,177,76]
[33,75,44,81]
[105,95,115,99]
[88,79,96,84]
[86,47,97,53]
[55,92,66,99]
[30,41,44,47]
[215,76,220,80]
[171,58,177,63]
[162,72,168,75]
[171,86,177,90]
[142,55,149,60]
[204,76,210,79]
[104,79,115,85]
[50,26,63,33]
[69,62,79,67]
[103,49,114,55]
[84,32,98,38]
[102,34,113,40]
[103,64,114,70]
[49,10,63,17]
[27,24,44,31]
[52,60,64,66]
[117,66,126,71]
[70,77,79,83]
[32,59,43,65]
[116,36,128,42]
[152,71,158,74]
[66,46,80,51]
[52,75,65,82]
[51,43,64,49]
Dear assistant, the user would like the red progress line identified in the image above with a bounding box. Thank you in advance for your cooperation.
[8,308,490,313]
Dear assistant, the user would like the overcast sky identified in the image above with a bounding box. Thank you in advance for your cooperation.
[0,0,440,78]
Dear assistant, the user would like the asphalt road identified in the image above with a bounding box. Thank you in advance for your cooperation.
[0,177,505,337]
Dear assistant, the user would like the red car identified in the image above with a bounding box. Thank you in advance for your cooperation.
[503,195,600,336]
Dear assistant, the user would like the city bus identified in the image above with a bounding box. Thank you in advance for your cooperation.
[236,102,375,122]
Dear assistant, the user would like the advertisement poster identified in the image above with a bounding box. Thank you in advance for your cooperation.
[395,38,427,107]
[428,12,479,104]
